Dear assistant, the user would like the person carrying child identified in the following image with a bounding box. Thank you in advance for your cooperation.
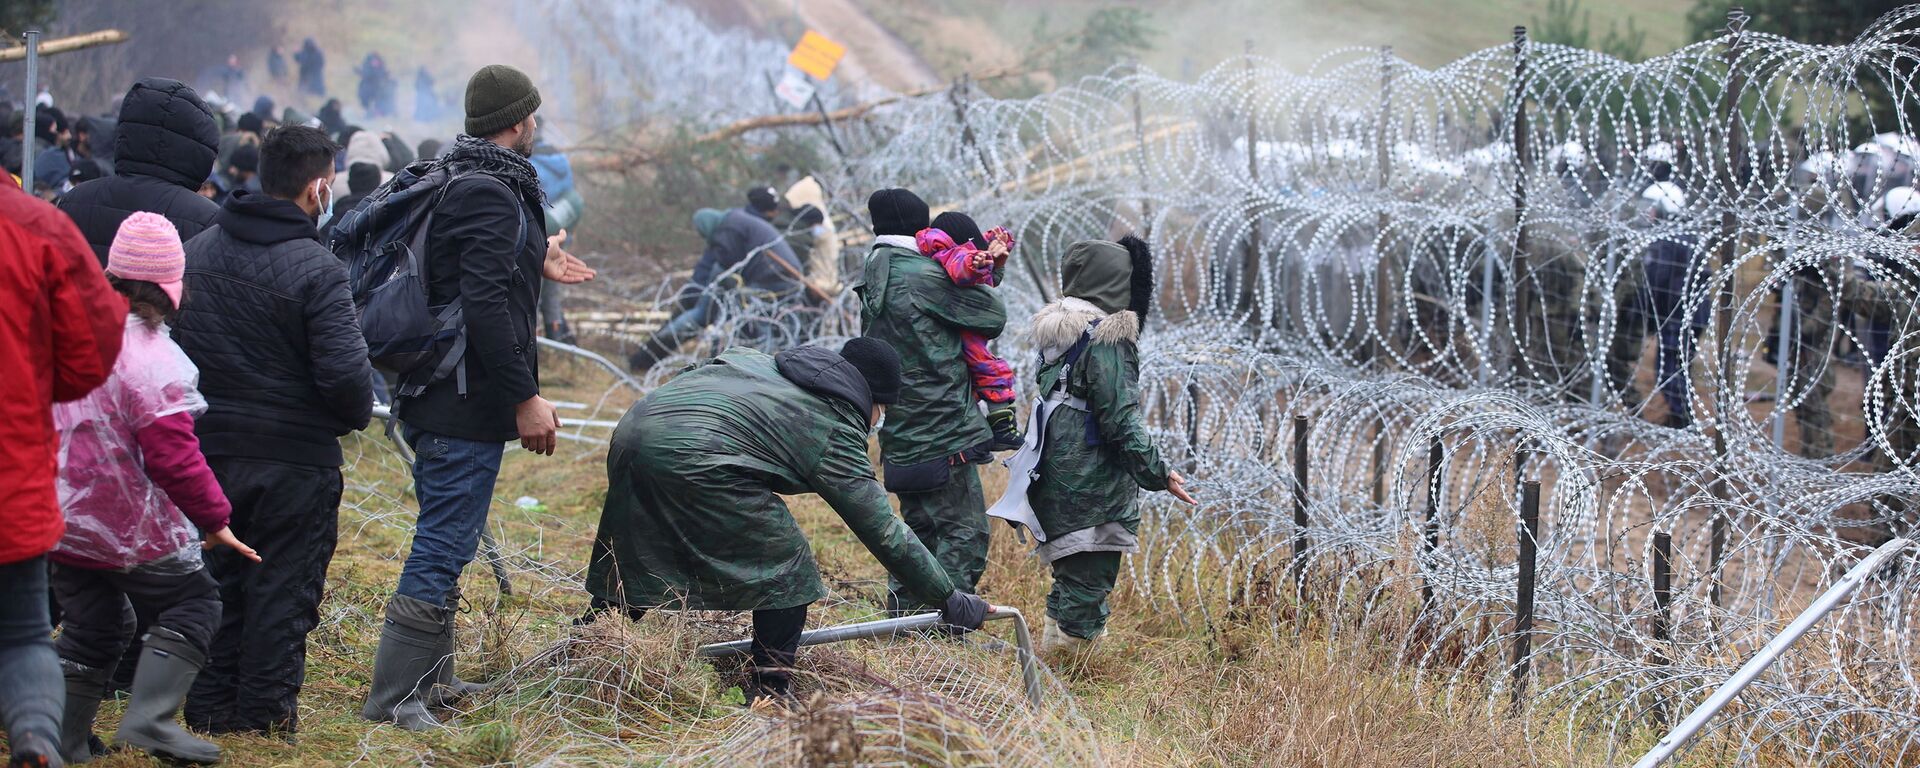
[50,212,259,765]
[915,211,1023,450]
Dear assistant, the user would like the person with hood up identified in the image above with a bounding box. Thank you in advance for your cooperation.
[316,99,349,138]
[581,338,991,702]
[331,130,393,201]
[59,78,222,266]
[357,53,397,118]
[1015,236,1193,657]
[51,213,260,765]
[295,39,326,98]
[855,188,1006,616]
[782,176,842,292]
[0,180,127,768]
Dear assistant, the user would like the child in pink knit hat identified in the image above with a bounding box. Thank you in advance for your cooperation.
[49,212,258,764]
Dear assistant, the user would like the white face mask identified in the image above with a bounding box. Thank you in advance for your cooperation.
[312,179,334,230]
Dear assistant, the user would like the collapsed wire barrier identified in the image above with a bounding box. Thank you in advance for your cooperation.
[330,2,1920,764]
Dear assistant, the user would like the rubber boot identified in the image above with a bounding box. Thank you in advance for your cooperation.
[113,627,221,764]
[359,594,447,731]
[426,586,493,709]
[1039,616,1097,661]
[57,661,107,764]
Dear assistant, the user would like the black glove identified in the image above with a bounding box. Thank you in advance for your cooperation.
[939,591,990,633]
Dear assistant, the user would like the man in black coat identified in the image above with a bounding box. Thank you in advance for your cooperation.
[357,64,594,731]
[171,125,374,735]
[58,78,220,266]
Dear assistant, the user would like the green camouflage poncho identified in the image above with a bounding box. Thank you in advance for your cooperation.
[856,241,1008,464]
[585,346,956,611]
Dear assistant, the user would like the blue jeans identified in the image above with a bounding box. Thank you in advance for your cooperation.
[397,428,505,605]
[0,556,63,746]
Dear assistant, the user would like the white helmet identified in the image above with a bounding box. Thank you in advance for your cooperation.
[1641,141,1677,165]
[1640,181,1687,217]
[1547,141,1587,171]
[1882,186,1920,220]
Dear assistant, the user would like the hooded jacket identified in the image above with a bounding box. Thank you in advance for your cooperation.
[59,78,221,266]
[1025,240,1168,543]
[172,190,374,467]
[584,346,955,610]
[856,240,1007,464]
[331,131,393,200]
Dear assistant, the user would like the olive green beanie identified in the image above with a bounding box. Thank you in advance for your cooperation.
[464,64,542,137]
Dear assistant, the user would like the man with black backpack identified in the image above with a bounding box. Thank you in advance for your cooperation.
[171,125,374,736]
[350,64,593,731]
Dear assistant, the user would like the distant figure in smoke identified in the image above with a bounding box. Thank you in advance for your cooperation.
[356,53,397,118]
[216,54,247,105]
[295,38,326,98]
[267,45,288,83]
[414,67,441,123]
[316,99,349,137]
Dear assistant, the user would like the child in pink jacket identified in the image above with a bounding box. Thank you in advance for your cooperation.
[50,213,258,765]
[917,211,1021,450]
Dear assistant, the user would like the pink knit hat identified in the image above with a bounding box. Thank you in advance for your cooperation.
[107,212,185,307]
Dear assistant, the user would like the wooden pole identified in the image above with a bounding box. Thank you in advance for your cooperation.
[1239,40,1263,322]
[1509,27,1532,385]
[0,29,126,62]
[1651,529,1673,723]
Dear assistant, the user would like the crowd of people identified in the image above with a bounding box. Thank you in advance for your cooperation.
[1,54,1196,765]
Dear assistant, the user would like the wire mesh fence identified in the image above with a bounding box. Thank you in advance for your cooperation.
[323,3,1920,765]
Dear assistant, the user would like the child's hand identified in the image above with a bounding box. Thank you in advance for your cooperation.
[205,526,262,563]
[970,249,994,271]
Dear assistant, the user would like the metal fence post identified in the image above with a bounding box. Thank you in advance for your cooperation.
[1291,414,1311,593]
[1421,437,1445,612]
[1707,8,1750,618]
[1508,26,1532,386]
[1650,529,1673,724]
[1239,40,1263,321]
[1511,452,1540,710]
[21,30,41,191]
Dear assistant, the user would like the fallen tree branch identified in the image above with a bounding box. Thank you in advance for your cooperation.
[0,29,130,62]
[694,65,1027,144]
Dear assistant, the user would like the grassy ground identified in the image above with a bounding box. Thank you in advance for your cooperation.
[43,346,1754,767]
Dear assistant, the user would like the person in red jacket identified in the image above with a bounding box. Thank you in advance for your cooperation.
[0,182,125,768]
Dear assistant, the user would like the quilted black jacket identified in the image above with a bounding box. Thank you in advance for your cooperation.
[59,77,219,265]
[173,190,374,467]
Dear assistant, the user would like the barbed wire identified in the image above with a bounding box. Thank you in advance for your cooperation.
[324,3,1920,765]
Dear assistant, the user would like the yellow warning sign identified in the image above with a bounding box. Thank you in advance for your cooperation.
[787,30,846,81]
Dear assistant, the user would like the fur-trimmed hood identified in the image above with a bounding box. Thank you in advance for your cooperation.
[1029,297,1140,363]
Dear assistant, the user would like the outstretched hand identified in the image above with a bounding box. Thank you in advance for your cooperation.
[544,229,598,284]
[1166,470,1198,505]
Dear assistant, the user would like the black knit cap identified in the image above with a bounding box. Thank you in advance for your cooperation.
[348,162,382,196]
[868,188,929,236]
[930,211,985,249]
[840,337,902,405]
[746,185,779,214]
[464,64,542,137]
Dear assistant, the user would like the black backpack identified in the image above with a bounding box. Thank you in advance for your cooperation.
[329,160,523,398]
